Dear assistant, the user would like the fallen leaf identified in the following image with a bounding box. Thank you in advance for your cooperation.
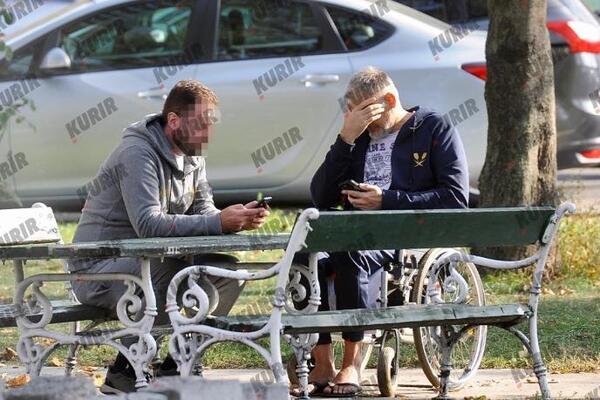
[93,373,104,387]
[39,338,56,347]
[1,347,17,361]
[6,374,30,388]
[79,366,98,376]
[558,287,574,296]
[526,377,559,384]
[47,357,64,367]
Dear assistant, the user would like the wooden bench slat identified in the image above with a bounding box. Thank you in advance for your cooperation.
[0,301,113,328]
[302,208,555,252]
[206,304,529,334]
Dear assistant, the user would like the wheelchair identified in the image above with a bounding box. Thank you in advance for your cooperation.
[287,247,487,397]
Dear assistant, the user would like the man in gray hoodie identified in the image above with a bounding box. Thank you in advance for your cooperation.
[69,80,268,394]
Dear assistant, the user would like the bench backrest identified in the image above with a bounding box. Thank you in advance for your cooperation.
[0,203,61,246]
[302,207,555,253]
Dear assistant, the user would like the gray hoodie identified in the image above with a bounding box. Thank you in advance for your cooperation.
[69,114,222,272]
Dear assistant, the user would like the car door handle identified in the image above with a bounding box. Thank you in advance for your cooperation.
[300,74,340,86]
[138,88,168,100]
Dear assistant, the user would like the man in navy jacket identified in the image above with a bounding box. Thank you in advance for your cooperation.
[299,67,469,397]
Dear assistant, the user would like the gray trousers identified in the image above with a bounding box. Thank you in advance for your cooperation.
[72,253,244,327]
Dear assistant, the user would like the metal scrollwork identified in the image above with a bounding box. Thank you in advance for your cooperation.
[284,260,320,315]
[12,267,157,390]
[18,281,53,330]
[166,267,211,326]
[427,260,470,305]
[116,280,144,327]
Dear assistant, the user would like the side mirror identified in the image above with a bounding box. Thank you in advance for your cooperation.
[39,47,72,71]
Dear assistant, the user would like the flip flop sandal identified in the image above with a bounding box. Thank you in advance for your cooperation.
[318,382,362,398]
[290,381,330,397]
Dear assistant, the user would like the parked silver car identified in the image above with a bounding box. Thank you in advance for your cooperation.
[394,0,600,168]
[0,0,488,208]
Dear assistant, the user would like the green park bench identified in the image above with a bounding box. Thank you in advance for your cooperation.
[165,203,575,400]
[0,202,575,399]
[0,203,288,390]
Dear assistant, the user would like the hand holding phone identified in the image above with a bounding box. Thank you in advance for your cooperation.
[256,192,272,208]
[339,179,365,192]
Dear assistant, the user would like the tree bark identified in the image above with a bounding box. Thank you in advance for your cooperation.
[477,0,558,261]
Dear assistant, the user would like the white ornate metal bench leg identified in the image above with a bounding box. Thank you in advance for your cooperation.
[166,209,321,388]
[427,202,575,400]
[283,252,321,399]
[14,257,158,389]
[285,333,318,400]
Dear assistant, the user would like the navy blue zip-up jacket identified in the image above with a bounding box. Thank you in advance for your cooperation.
[311,106,469,210]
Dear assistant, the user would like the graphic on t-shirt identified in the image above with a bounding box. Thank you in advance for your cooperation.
[364,132,398,190]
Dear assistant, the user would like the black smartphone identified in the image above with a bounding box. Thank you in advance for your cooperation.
[339,179,365,192]
[256,194,272,208]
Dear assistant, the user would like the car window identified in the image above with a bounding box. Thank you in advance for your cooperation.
[216,0,324,60]
[0,41,44,81]
[326,6,394,51]
[57,0,194,73]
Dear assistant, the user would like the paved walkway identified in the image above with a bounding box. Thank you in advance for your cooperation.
[1,366,599,399]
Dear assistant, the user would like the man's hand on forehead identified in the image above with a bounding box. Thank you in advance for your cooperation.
[350,91,395,112]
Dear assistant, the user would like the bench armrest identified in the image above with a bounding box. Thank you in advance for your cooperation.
[427,202,576,311]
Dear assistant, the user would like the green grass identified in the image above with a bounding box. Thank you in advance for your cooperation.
[0,209,598,374]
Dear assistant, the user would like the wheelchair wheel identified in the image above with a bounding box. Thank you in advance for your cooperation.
[412,248,487,391]
[376,330,400,397]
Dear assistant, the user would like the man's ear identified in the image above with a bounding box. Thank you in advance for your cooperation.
[167,112,180,130]
[384,93,396,108]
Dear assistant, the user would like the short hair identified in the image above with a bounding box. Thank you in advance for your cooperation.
[162,80,219,119]
[344,67,394,106]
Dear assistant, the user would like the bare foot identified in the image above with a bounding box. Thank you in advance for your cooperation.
[289,363,336,396]
[308,364,337,385]
[323,365,361,396]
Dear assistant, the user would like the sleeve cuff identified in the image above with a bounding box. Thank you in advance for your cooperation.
[206,212,223,235]
[333,135,355,152]
[382,189,404,210]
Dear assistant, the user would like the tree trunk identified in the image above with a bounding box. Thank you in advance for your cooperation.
[477,0,558,262]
